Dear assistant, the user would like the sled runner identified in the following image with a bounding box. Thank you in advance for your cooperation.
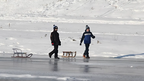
[12,48,33,58]
[62,51,76,58]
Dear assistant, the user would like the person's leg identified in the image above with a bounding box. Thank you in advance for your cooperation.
[85,44,90,58]
[49,46,55,58]
[83,44,87,58]
[54,45,59,58]
[49,44,58,58]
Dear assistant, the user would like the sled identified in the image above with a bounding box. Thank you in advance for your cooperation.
[12,48,33,58]
[62,51,76,58]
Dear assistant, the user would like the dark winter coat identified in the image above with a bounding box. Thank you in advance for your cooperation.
[80,31,95,44]
[50,31,61,45]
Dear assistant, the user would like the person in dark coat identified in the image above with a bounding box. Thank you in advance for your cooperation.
[49,25,61,59]
[80,25,95,59]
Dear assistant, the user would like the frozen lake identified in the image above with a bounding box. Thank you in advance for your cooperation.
[0,0,144,80]
[0,56,144,81]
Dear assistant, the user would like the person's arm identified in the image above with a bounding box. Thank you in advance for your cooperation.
[58,33,61,45]
[91,32,95,39]
[80,33,85,45]
[50,32,54,45]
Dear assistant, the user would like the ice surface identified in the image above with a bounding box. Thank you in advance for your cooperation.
[0,57,144,81]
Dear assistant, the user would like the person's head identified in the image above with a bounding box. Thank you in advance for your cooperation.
[86,25,90,32]
[53,25,58,31]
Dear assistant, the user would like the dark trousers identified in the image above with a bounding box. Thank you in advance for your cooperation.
[49,44,58,58]
[84,44,90,57]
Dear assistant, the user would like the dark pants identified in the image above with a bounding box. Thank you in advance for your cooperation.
[49,44,58,58]
[84,44,90,57]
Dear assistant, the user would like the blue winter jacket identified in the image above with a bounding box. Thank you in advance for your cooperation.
[80,31,95,44]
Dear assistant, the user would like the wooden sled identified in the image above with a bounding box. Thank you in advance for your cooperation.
[12,48,33,58]
[62,51,76,58]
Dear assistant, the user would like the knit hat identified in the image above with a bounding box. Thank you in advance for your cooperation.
[53,25,58,29]
[86,25,90,30]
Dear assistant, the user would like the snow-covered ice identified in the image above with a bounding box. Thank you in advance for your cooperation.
[0,20,144,58]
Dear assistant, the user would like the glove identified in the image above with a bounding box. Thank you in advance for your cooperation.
[52,43,54,45]
[80,43,82,46]
[92,36,95,39]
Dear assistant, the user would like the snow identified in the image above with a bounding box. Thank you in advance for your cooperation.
[0,0,144,58]
[0,0,144,22]
[0,20,144,58]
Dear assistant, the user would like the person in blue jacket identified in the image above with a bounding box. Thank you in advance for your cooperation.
[80,25,95,59]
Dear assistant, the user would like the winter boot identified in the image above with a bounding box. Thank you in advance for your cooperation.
[49,53,52,58]
[55,57,60,59]
[83,55,86,58]
[86,55,90,59]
